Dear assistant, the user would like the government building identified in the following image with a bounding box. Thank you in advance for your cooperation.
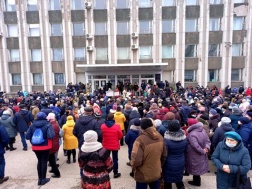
[0,0,251,92]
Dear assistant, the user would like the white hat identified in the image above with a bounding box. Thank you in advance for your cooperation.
[221,117,231,124]
[3,110,10,115]
[81,130,102,153]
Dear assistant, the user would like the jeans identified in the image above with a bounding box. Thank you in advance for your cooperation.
[109,150,119,174]
[48,153,60,176]
[136,180,160,189]
[0,154,5,179]
[20,132,27,149]
[34,150,50,179]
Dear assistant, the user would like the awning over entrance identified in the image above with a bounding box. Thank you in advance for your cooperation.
[76,63,168,72]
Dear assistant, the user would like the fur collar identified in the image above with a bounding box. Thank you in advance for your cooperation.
[164,130,186,141]
[130,125,141,131]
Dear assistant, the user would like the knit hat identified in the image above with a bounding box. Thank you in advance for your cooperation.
[81,130,103,153]
[238,117,250,124]
[229,102,237,109]
[37,112,47,120]
[47,112,55,121]
[134,119,141,126]
[154,119,162,128]
[232,107,241,114]
[225,131,242,142]
[209,109,217,116]
[141,118,153,130]
[3,110,10,115]
[187,118,198,126]
[165,112,175,120]
[200,113,209,121]
[221,117,231,124]
[84,106,93,116]
[168,120,180,132]
[112,104,118,110]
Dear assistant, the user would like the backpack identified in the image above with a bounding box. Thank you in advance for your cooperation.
[31,128,45,145]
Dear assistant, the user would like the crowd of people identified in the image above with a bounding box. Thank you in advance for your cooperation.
[0,82,252,189]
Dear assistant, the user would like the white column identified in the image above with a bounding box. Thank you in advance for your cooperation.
[131,0,138,64]
[153,0,161,64]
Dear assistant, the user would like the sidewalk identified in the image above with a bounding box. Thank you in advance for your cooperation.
[2,137,251,189]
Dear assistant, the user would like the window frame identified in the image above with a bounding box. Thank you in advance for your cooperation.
[12,73,21,85]
[29,24,40,36]
[184,70,196,82]
[71,0,83,10]
[139,46,152,59]
[49,0,61,10]
[93,0,106,9]
[139,20,152,34]
[117,21,129,35]
[31,49,42,61]
[162,45,174,59]
[27,0,38,11]
[185,0,198,6]
[185,19,198,32]
[8,24,18,37]
[208,69,219,82]
[208,44,220,57]
[74,48,86,61]
[233,16,246,30]
[54,73,65,85]
[139,0,152,7]
[96,48,108,60]
[73,22,85,36]
[116,0,129,9]
[209,0,223,4]
[117,47,130,60]
[95,22,107,35]
[33,73,43,85]
[185,44,197,57]
[52,48,64,61]
[162,20,175,33]
[162,0,176,6]
[232,43,244,56]
[231,69,242,81]
[5,0,16,11]
[10,49,20,62]
[51,23,62,36]
[209,18,221,31]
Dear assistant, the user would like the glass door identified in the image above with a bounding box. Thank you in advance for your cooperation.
[93,79,106,90]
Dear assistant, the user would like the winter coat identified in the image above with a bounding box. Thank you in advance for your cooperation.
[158,120,174,137]
[196,117,210,137]
[125,125,141,160]
[162,130,187,183]
[156,109,166,120]
[129,110,141,123]
[62,117,78,150]
[238,120,252,156]
[101,120,123,151]
[229,112,243,132]
[131,127,167,183]
[208,114,220,133]
[13,109,34,132]
[179,106,191,124]
[0,125,9,155]
[78,148,113,189]
[26,119,55,151]
[212,123,234,148]
[114,111,126,131]
[73,115,102,150]
[150,108,159,120]
[49,120,60,154]
[0,114,17,138]
[212,139,251,189]
[185,122,211,175]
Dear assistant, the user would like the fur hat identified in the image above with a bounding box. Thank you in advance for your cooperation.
[154,119,162,128]
[37,112,47,120]
[141,118,153,130]
[168,120,180,132]
[47,112,55,121]
[3,110,10,115]
[221,117,231,124]
[187,118,198,126]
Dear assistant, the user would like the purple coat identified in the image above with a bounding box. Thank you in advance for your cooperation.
[185,122,211,175]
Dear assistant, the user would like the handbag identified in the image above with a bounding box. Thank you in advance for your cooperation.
[236,166,252,189]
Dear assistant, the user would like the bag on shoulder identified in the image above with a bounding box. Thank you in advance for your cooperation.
[31,128,45,145]
[236,166,252,189]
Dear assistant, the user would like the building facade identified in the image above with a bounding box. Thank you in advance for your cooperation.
[0,0,251,93]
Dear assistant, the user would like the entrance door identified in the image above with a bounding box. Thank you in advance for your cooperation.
[141,79,154,86]
[94,79,106,90]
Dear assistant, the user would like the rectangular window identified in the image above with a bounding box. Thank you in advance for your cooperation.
[95,22,107,35]
[186,0,198,5]
[233,0,245,3]
[208,69,219,82]
[73,23,85,36]
[33,73,43,85]
[185,70,196,82]
[139,0,152,7]
[232,44,243,56]
[162,45,174,58]
[5,0,16,11]
[74,48,85,61]
[49,0,60,10]
[233,16,245,30]
[27,0,37,11]
[10,49,20,61]
[185,45,197,57]
[208,44,220,57]
[118,47,129,59]
[162,20,175,33]
[96,48,108,60]
[52,48,63,61]
[51,23,62,36]
[210,0,222,4]
[139,46,152,59]
[8,25,18,37]
[54,73,65,84]
[185,19,197,32]
[117,21,129,35]
[31,49,42,61]
[116,0,129,8]
[12,74,21,85]
[231,69,242,81]
[29,24,40,36]
[94,0,106,9]
[139,20,152,34]
[162,0,176,6]
[71,0,83,10]
[209,18,221,31]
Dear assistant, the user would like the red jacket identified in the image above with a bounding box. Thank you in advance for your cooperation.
[101,120,123,151]
[49,120,60,154]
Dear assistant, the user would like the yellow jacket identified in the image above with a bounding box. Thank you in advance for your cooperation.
[62,116,78,150]
[114,111,126,131]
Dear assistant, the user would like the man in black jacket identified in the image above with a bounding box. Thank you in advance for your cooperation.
[0,125,9,184]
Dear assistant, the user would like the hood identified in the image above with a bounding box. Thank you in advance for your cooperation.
[33,119,49,128]
[79,115,96,125]
[187,122,204,133]
[1,114,11,120]
[65,119,75,127]
[197,117,209,125]
[161,120,173,129]
[164,130,186,141]
[221,138,243,151]
[114,112,123,116]
[220,123,234,132]
[105,120,115,127]
[19,109,29,115]
[129,110,141,120]
[130,125,141,133]
[142,126,160,140]
[210,113,220,120]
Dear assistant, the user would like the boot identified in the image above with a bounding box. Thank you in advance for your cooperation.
[9,143,16,151]
[66,159,71,164]
[73,157,76,163]
[188,175,201,186]
[39,178,50,185]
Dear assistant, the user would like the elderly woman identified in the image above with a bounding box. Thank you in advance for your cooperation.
[212,131,251,189]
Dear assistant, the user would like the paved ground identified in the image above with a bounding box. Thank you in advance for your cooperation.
[1,136,252,189]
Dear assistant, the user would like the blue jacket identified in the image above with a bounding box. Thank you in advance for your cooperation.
[158,120,173,137]
[229,113,242,132]
[179,106,191,124]
[212,123,234,148]
[212,139,251,189]
[238,119,252,156]
[162,130,187,183]
[125,125,141,160]
[13,110,34,132]
[0,114,17,138]
[0,125,9,155]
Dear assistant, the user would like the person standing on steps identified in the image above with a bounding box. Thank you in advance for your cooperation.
[0,124,9,185]
[0,110,17,151]
[62,115,78,164]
